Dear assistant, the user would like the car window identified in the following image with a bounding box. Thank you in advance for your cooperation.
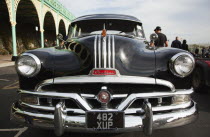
[68,19,144,38]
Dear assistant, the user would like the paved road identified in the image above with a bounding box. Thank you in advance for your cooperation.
[0,66,210,137]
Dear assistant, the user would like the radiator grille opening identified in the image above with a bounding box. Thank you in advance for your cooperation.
[41,84,171,94]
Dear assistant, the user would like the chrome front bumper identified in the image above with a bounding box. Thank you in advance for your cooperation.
[10,75,198,136]
[11,101,197,135]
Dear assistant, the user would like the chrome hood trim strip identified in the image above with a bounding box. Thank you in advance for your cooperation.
[94,35,115,69]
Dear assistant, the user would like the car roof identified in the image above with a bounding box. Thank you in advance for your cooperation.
[72,14,142,24]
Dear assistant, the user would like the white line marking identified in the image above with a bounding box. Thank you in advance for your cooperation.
[15,127,28,137]
[0,79,10,82]
[0,127,28,137]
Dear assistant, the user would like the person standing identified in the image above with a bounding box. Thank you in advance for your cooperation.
[195,48,199,55]
[44,39,49,47]
[153,26,168,47]
[202,47,206,58]
[171,37,181,49]
[181,39,189,51]
[52,41,57,47]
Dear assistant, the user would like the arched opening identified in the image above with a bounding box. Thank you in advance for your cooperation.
[44,12,56,47]
[0,0,12,55]
[59,19,66,39]
[16,0,40,54]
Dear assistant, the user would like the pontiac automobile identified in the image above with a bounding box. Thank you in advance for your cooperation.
[11,14,198,136]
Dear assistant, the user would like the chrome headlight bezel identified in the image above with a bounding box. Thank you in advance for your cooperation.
[169,52,195,78]
[16,53,41,77]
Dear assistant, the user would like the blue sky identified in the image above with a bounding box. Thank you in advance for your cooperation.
[59,0,210,45]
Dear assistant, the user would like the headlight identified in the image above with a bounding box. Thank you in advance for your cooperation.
[170,53,195,77]
[16,53,41,77]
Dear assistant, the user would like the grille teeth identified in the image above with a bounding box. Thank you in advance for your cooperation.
[94,35,115,68]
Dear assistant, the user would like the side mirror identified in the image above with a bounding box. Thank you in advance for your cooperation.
[56,33,63,41]
[150,33,158,42]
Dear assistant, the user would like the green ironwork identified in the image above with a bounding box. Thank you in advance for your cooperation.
[39,0,75,21]
[8,0,75,60]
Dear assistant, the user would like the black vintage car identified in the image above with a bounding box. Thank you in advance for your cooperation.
[11,14,198,136]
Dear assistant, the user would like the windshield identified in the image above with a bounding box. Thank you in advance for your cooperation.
[68,19,145,38]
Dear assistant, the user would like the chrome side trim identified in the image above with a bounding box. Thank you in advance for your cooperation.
[117,88,193,110]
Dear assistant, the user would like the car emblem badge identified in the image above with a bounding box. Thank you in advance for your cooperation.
[97,86,111,106]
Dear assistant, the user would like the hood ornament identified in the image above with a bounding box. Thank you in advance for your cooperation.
[101,23,107,37]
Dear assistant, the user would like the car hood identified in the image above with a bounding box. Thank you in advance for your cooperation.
[53,35,156,78]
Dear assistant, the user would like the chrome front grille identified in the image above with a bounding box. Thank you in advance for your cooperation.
[94,35,115,68]
[19,88,193,115]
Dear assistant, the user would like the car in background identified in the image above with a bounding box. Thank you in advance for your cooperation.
[192,58,210,92]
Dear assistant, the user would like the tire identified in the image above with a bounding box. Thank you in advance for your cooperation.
[192,68,208,93]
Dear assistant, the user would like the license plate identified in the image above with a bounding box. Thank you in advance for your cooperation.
[86,111,124,130]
